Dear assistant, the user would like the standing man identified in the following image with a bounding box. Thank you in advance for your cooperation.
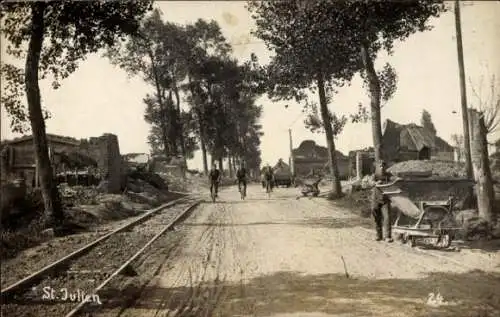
[209,164,221,198]
[262,163,274,192]
[236,163,247,194]
[371,161,394,242]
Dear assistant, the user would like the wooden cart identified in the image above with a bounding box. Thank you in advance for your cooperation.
[375,177,472,248]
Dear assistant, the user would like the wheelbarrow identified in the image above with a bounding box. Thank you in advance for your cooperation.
[300,177,322,197]
[375,177,471,248]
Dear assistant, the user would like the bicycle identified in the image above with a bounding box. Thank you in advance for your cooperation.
[238,180,247,200]
[210,186,216,203]
[210,181,219,203]
[265,179,272,199]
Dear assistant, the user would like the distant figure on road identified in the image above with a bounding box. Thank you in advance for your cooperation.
[209,164,221,198]
[236,163,247,194]
[371,161,394,242]
[262,163,274,192]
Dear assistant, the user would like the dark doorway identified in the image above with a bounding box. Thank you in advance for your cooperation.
[418,146,430,160]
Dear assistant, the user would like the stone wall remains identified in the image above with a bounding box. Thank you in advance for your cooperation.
[79,133,123,193]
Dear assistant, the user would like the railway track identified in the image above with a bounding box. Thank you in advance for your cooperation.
[1,196,201,317]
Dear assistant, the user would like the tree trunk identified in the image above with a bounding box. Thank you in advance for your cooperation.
[218,158,223,174]
[167,91,177,157]
[228,154,233,178]
[470,109,495,225]
[188,76,207,174]
[148,50,170,160]
[360,42,384,172]
[25,3,64,227]
[200,140,208,174]
[241,134,247,167]
[173,84,187,177]
[316,73,342,197]
[198,115,208,175]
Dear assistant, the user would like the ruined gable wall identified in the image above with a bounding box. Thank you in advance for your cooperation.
[79,133,123,193]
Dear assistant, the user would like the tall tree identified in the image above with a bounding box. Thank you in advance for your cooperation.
[182,20,236,174]
[106,9,188,164]
[339,0,447,172]
[469,74,500,225]
[1,2,152,230]
[469,109,496,225]
[259,1,447,173]
[421,109,437,135]
[204,55,265,172]
[249,1,360,197]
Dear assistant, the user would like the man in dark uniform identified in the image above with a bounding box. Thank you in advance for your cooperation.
[236,163,247,194]
[262,163,274,192]
[209,164,221,197]
[371,160,394,242]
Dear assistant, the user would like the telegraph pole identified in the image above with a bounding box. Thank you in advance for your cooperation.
[288,128,295,175]
[454,0,473,180]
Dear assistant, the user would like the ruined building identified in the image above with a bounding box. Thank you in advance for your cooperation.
[0,133,124,193]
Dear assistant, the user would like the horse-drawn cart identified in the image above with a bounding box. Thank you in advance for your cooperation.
[375,177,474,248]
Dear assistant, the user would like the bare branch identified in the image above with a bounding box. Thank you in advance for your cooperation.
[469,73,500,134]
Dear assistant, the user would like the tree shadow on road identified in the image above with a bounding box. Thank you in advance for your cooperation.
[95,270,500,317]
[198,199,293,205]
[451,239,500,253]
[181,216,371,230]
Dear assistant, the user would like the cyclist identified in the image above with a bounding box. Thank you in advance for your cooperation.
[209,164,221,198]
[236,163,247,195]
[262,163,274,193]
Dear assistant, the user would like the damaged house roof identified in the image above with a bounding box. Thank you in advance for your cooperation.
[2,134,81,146]
[273,159,290,172]
[292,140,347,160]
[382,119,453,157]
[54,150,98,169]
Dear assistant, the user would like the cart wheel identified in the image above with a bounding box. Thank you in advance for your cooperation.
[436,234,451,248]
[395,233,404,243]
[400,233,408,244]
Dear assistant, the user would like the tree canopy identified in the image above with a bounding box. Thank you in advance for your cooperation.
[1,1,153,133]
[107,10,265,173]
[249,0,447,173]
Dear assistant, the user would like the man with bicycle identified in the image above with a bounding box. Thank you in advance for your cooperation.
[209,164,221,198]
[236,163,247,196]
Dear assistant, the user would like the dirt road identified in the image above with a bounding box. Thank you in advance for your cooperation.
[101,185,500,317]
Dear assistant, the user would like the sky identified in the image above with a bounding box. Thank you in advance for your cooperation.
[1,1,499,171]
